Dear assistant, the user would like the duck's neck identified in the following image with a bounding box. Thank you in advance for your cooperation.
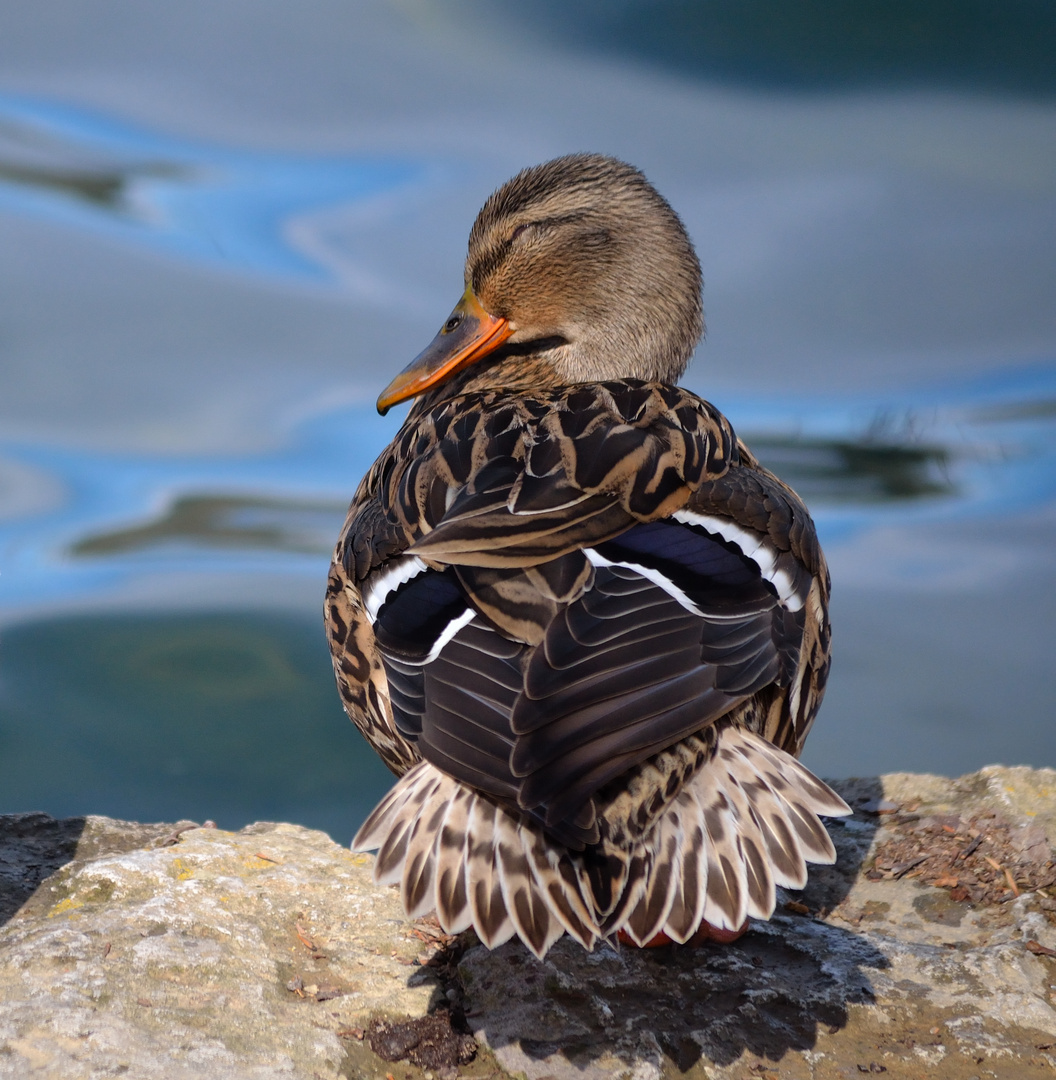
[403,332,692,419]
[410,346,571,416]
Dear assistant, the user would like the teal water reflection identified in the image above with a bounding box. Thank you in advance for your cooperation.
[0,612,393,841]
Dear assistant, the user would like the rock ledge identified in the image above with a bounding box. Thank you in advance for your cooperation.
[1,766,1055,1079]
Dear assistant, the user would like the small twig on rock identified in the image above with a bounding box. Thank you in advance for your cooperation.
[158,824,199,847]
[983,855,1020,896]
[893,856,928,880]
[959,835,983,859]
[1026,939,1056,958]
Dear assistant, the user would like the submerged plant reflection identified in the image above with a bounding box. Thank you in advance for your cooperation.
[71,494,346,558]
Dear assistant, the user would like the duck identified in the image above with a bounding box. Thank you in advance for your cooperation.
[326,153,850,959]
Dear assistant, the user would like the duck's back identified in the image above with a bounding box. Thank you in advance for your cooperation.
[326,381,845,955]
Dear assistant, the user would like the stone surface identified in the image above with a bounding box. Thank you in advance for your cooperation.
[0,815,447,1079]
[2,768,1056,1079]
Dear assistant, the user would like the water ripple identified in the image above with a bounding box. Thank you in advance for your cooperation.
[0,94,427,283]
[1,363,1053,623]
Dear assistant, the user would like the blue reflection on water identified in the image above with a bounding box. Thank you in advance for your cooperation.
[2,363,1054,620]
[0,94,425,282]
[714,364,1056,542]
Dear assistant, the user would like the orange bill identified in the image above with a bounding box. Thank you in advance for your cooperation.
[377,287,512,415]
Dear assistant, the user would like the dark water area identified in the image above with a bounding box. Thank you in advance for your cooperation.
[475,0,1056,97]
[1,2,1054,842]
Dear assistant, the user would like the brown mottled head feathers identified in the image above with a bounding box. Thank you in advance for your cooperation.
[449,154,703,396]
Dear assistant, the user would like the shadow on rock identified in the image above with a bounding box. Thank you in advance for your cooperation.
[0,813,87,926]
[0,812,200,927]
[456,777,888,1078]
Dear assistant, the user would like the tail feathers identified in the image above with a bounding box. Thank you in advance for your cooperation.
[494,811,567,957]
[365,765,444,887]
[352,729,850,959]
[655,796,707,943]
[617,728,848,942]
[353,762,596,956]
[521,827,598,950]
[706,772,774,921]
[618,807,682,946]
[464,797,517,948]
[721,730,847,870]
[433,785,474,933]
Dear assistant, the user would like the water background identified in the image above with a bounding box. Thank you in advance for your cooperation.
[2,1,1054,842]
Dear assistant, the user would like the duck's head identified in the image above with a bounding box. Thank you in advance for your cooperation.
[377,154,704,415]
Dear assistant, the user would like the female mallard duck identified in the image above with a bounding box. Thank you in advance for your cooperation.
[327,153,849,958]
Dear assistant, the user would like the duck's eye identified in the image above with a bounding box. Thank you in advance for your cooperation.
[510,223,530,244]
[443,313,463,333]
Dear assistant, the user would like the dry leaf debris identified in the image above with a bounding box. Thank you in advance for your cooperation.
[869,811,1055,904]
